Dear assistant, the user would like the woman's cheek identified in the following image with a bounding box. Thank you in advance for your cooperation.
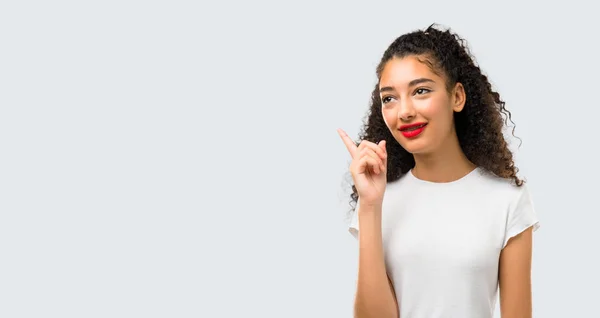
[381,109,389,128]
[414,101,431,114]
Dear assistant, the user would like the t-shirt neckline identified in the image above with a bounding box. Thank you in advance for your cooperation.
[407,166,480,186]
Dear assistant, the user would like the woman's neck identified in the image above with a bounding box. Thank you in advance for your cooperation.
[411,134,476,183]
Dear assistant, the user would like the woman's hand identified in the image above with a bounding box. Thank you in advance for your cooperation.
[338,129,387,207]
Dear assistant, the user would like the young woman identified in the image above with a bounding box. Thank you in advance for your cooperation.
[337,24,540,318]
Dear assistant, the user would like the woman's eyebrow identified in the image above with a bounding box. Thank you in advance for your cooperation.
[379,78,435,93]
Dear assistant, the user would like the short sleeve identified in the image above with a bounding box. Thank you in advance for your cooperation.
[502,184,540,249]
[348,198,360,240]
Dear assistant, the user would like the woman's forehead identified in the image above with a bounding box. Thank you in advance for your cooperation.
[379,56,443,88]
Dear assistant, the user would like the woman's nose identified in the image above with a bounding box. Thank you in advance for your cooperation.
[398,100,416,122]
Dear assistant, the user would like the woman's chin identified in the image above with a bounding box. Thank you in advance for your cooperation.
[398,139,430,154]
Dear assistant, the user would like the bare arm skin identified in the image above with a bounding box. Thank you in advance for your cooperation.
[499,226,534,318]
[353,204,399,318]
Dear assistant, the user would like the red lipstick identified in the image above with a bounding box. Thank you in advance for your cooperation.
[399,122,427,138]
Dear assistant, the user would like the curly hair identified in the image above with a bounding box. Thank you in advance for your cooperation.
[348,23,523,211]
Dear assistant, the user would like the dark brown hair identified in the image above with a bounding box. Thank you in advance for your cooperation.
[347,23,523,210]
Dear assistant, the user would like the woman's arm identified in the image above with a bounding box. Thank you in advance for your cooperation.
[353,204,399,318]
[498,226,534,318]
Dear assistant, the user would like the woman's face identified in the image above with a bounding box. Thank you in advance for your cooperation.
[379,55,465,154]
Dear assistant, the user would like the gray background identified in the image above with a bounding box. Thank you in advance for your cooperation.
[1,1,597,317]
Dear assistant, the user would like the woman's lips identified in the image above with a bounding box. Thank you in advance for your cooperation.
[399,123,427,138]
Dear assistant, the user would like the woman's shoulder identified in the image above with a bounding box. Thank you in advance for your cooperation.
[474,166,531,199]
[385,170,413,188]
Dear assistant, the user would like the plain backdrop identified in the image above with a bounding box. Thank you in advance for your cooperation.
[1,1,598,317]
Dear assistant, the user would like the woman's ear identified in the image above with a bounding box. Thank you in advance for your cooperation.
[452,82,466,112]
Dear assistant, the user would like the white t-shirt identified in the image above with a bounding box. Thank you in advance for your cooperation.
[348,166,540,318]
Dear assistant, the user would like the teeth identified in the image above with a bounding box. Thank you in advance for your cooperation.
[405,124,425,131]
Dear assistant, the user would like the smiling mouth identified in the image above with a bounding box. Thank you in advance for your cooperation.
[400,123,427,131]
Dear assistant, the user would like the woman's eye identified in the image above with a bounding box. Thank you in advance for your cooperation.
[382,96,395,103]
[415,88,431,95]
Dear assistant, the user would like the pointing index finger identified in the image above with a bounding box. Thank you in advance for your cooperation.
[337,128,357,158]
